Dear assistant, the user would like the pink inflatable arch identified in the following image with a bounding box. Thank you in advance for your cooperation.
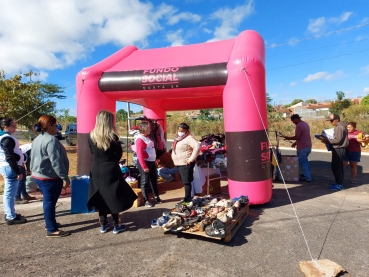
[76,30,272,204]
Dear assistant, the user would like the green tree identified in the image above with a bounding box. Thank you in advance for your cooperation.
[0,70,65,128]
[306,99,317,104]
[116,109,128,122]
[266,93,273,113]
[290,99,304,106]
[361,94,369,106]
[329,91,352,115]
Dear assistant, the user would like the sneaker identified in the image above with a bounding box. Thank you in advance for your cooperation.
[144,201,153,207]
[151,216,169,228]
[22,195,37,201]
[113,224,126,234]
[4,213,22,221]
[166,176,174,182]
[15,198,29,204]
[100,223,111,233]
[299,177,312,182]
[329,184,344,191]
[154,197,162,204]
[46,230,70,238]
[6,216,27,225]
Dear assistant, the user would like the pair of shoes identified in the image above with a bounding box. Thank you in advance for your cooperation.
[4,213,22,221]
[154,197,162,204]
[46,230,70,238]
[351,180,357,184]
[100,223,111,233]
[329,184,344,191]
[22,195,37,201]
[144,201,153,207]
[113,224,126,234]
[6,216,27,225]
[166,176,174,182]
[45,222,62,231]
[299,177,312,182]
[15,198,29,204]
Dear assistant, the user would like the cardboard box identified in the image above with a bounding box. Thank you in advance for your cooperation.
[279,155,299,182]
[132,188,144,207]
[201,173,222,196]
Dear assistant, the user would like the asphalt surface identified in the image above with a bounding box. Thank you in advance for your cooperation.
[1,139,368,276]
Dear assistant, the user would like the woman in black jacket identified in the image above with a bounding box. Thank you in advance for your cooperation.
[87,110,137,234]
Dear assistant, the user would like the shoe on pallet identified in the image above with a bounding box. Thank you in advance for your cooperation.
[151,216,169,228]
[205,219,226,238]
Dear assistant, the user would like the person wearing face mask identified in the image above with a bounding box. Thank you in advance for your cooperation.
[135,121,162,207]
[171,122,200,202]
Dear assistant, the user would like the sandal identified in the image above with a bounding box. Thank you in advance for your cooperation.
[46,230,70,238]
[205,219,226,238]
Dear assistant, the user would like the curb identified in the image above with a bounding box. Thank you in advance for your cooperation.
[278,146,369,156]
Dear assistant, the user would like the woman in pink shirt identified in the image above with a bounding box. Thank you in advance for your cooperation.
[135,121,161,207]
[343,122,362,184]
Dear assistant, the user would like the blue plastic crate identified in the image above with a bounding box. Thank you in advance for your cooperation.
[71,176,94,214]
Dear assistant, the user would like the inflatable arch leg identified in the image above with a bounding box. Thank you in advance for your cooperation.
[223,30,272,205]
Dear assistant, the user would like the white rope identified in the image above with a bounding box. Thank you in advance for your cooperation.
[242,66,335,276]
[242,66,315,260]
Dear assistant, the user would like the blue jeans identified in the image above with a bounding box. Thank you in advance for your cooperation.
[0,165,19,220]
[16,166,28,199]
[157,167,178,180]
[297,147,312,181]
[33,178,63,232]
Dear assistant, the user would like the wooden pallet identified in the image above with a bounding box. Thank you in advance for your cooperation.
[175,204,249,243]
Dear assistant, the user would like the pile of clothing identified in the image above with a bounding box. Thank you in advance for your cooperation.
[151,195,249,238]
[196,133,227,168]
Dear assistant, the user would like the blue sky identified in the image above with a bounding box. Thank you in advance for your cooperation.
[1,0,368,115]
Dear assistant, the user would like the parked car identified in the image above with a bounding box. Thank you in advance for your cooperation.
[54,130,63,140]
[65,123,77,146]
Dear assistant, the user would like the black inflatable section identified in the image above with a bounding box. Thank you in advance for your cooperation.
[98,62,228,92]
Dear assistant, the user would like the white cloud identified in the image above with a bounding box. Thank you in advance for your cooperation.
[290,82,297,86]
[168,12,201,25]
[362,17,369,24]
[363,87,369,93]
[166,30,185,47]
[360,65,369,75]
[0,0,173,74]
[325,70,344,81]
[207,0,254,41]
[328,12,352,24]
[303,72,328,82]
[307,17,326,33]
[307,12,353,33]
[203,28,212,34]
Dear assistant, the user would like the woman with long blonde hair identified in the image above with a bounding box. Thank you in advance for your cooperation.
[87,110,137,234]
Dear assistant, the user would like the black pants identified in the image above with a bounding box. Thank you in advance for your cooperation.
[137,161,159,200]
[99,211,119,226]
[177,162,195,201]
[331,147,345,185]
